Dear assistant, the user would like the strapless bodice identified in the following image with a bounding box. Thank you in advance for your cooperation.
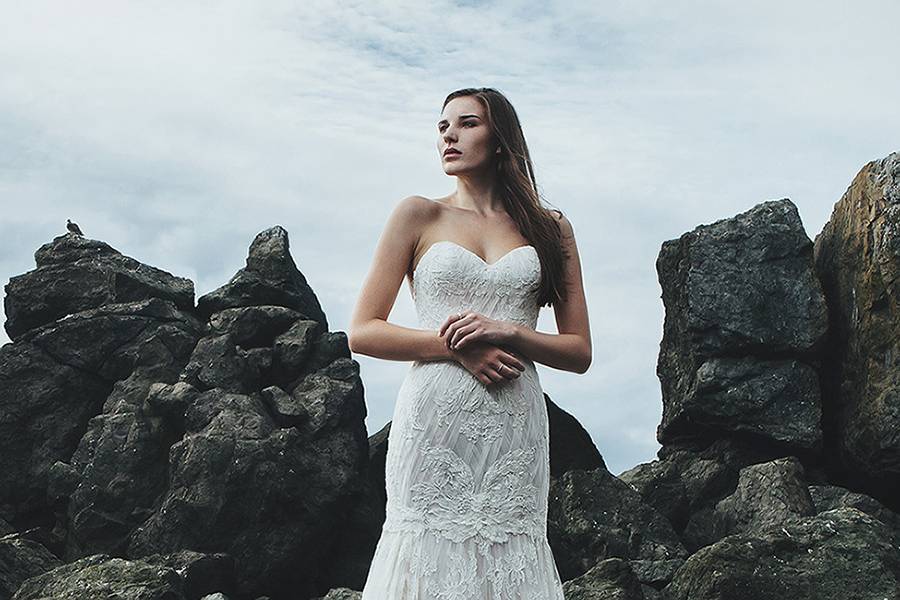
[412,240,542,331]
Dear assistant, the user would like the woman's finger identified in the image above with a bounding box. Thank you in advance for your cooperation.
[439,312,462,336]
[506,356,525,371]
[451,325,480,349]
[482,366,503,384]
[494,363,517,379]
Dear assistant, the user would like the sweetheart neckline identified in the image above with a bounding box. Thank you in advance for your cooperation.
[412,240,537,279]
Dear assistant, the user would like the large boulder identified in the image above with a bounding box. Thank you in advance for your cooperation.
[0,531,63,599]
[10,551,234,600]
[548,465,688,586]
[0,298,204,528]
[0,227,374,599]
[620,437,793,552]
[656,199,827,454]
[4,233,194,340]
[813,150,900,509]
[662,507,900,599]
[196,226,328,329]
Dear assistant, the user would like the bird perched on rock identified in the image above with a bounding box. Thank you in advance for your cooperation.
[66,219,84,236]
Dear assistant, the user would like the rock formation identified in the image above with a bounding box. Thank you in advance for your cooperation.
[2,151,900,599]
[1,226,377,600]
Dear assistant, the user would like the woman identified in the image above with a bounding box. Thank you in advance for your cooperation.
[349,87,591,599]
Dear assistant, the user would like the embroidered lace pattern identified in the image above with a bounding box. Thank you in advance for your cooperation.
[361,240,566,599]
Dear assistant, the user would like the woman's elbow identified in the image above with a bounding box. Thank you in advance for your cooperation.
[577,346,592,374]
[574,358,591,374]
[348,327,364,354]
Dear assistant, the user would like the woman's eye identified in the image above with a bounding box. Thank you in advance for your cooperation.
[438,121,476,132]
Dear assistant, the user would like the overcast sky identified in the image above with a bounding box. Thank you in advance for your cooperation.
[1,1,898,476]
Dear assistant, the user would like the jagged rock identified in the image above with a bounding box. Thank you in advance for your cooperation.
[656,199,827,453]
[366,422,391,515]
[813,150,900,509]
[125,364,368,599]
[0,297,203,527]
[561,557,646,599]
[662,507,900,599]
[197,226,327,329]
[138,550,236,600]
[8,550,232,599]
[547,395,606,476]
[687,456,816,549]
[0,227,373,599]
[272,319,326,382]
[547,466,688,584]
[0,531,62,599]
[626,558,683,592]
[180,334,270,393]
[11,553,187,599]
[4,233,194,340]
[809,483,900,543]
[620,437,789,547]
[17,297,203,381]
[56,373,198,560]
[290,360,365,438]
[208,305,306,348]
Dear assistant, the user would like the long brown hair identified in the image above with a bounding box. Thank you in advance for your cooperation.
[442,87,569,307]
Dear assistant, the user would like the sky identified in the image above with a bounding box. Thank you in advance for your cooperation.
[1,1,898,476]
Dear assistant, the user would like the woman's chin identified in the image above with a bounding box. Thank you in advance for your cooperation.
[442,163,489,177]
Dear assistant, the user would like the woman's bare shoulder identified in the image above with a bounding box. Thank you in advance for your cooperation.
[394,195,445,218]
[384,196,443,249]
[544,208,575,238]
[392,195,448,235]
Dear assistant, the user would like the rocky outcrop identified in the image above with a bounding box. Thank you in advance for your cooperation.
[663,508,900,599]
[195,226,328,328]
[1,226,377,600]
[10,550,235,600]
[3,234,194,340]
[0,297,204,530]
[548,466,688,585]
[813,150,900,505]
[656,199,828,455]
[561,557,648,600]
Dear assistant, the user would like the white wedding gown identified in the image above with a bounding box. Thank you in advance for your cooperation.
[361,240,566,599]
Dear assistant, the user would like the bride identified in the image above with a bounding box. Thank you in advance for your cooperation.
[349,86,591,599]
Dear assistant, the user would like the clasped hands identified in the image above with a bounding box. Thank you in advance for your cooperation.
[438,311,526,386]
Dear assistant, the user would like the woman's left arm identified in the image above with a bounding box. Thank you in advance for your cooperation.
[507,212,592,374]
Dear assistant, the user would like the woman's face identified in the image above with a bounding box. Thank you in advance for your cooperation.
[436,96,496,176]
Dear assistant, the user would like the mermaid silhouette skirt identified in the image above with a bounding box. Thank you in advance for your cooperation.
[360,241,566,599]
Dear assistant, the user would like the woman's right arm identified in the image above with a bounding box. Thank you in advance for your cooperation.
[348,196,452,362]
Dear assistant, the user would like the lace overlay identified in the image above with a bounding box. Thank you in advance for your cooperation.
[361,240,565,599]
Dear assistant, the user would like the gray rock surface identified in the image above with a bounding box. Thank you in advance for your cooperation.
[4,233,194,340]
[656,198,827,452]
[814,150,900,505]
